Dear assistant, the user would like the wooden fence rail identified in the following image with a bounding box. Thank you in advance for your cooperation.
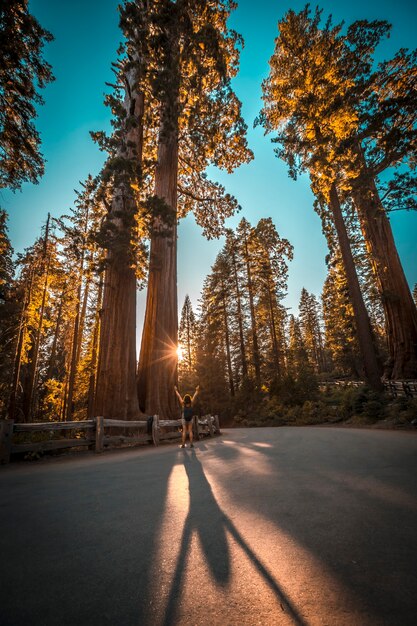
[0,414,220,465]
[319,380,417,398]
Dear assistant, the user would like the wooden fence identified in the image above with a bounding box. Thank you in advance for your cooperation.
[0,414,220,465]
[319,380,417,398]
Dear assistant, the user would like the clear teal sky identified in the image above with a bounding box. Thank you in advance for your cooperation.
[2,0,417,338]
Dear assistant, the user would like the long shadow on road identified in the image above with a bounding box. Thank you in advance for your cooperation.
[0,449,176,626]
[162,449,306,626]
[209,428,417,626]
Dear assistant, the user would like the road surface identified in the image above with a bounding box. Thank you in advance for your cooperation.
[1,427,417,625]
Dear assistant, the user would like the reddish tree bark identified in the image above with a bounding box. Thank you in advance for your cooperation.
[94,74,144,419]
[137,128,179,418]
[351,150,417,378]
[329,183,383,390]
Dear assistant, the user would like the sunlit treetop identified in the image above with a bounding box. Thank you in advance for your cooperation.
[95,0,253,240]
[258,4,417,205]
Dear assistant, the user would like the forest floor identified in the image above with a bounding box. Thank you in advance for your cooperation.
[1,427,417,625]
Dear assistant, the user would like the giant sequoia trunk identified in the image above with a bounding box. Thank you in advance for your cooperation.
[94,265,139,419]
[93,74,144,420]
[351,150,417,378]
[137,126,179,418]
[329,183,383,390]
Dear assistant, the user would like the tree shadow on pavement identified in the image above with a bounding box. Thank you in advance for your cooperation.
[210,429,417,626]
[162,449,306,626]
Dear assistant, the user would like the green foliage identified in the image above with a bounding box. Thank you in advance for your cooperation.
[0,0,54,189]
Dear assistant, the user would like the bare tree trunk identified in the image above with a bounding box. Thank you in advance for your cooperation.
[66,276,90,421]
[329,183,383,390]
[66,280,82,421]
[47,286,65,380]
[186,316,192,371]
[24,217,52,421]
[8,271,33,421]
[222,293,235,397]
[137,127,179,418]
[351,148,417,378]
[94,72,144,420]
[267,286,281,376]
[87,274,103,419]
[243,233,261,386]
[76,275,90,364]
[231,246,248,379]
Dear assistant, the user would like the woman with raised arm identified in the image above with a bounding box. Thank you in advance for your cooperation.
[174,385,200,448]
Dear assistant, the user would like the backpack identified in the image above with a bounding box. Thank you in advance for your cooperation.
[183,406,193,421]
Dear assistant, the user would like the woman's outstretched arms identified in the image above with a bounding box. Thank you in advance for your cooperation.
[174,386,183,405]
[191,385,200,403]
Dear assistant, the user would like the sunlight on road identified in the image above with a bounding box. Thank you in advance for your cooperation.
[145,449,362,625]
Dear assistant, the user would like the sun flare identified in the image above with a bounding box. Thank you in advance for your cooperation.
[176,345,183,361]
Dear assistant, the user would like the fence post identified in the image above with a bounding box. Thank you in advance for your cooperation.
[207,415,214,437]
[214,415,220,434]
[152,414,159,446]
[95,416,104,453]
[0,420,14,465]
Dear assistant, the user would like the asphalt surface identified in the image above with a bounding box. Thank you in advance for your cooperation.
[1,427,417,626]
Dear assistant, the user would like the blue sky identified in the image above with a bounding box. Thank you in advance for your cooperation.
[2,0,416,338]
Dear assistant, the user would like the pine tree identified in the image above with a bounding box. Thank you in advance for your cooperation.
[224,229,249,380]
[138,0,252,417]
[0,0,54,189]
[91,2,148,420]
[258,6,385,388]
[235,218,261,386]
[322,255,363,378]
[54,176,104,420]
[178,295,197,375]
[259,5,417,379]
[195,274,231,415]
[0,210,16,416]
[252,218,293,384]
[299,288,324,373]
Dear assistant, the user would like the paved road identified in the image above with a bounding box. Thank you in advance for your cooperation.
[1,427,417,625]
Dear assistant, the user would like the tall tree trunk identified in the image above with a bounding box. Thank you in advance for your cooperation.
[94,74,144,420]
[87,274,103,419]
[351,147,417,378]
[329,183,383,390]
[222,293,235,397]
[231,246,248,379]
[243,234,261,386]
[66,278,83,421]
[137,126,179,418]
[267,286,281,376]
[8,271,34,421]
[76,270,90,364]
[66,276,90,420]
[94,265,139,419]
[23,226,52,421]
[186,317,192,371]
[46,286,65,380]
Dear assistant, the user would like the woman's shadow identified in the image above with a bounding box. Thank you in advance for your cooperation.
[163,449,306,626]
